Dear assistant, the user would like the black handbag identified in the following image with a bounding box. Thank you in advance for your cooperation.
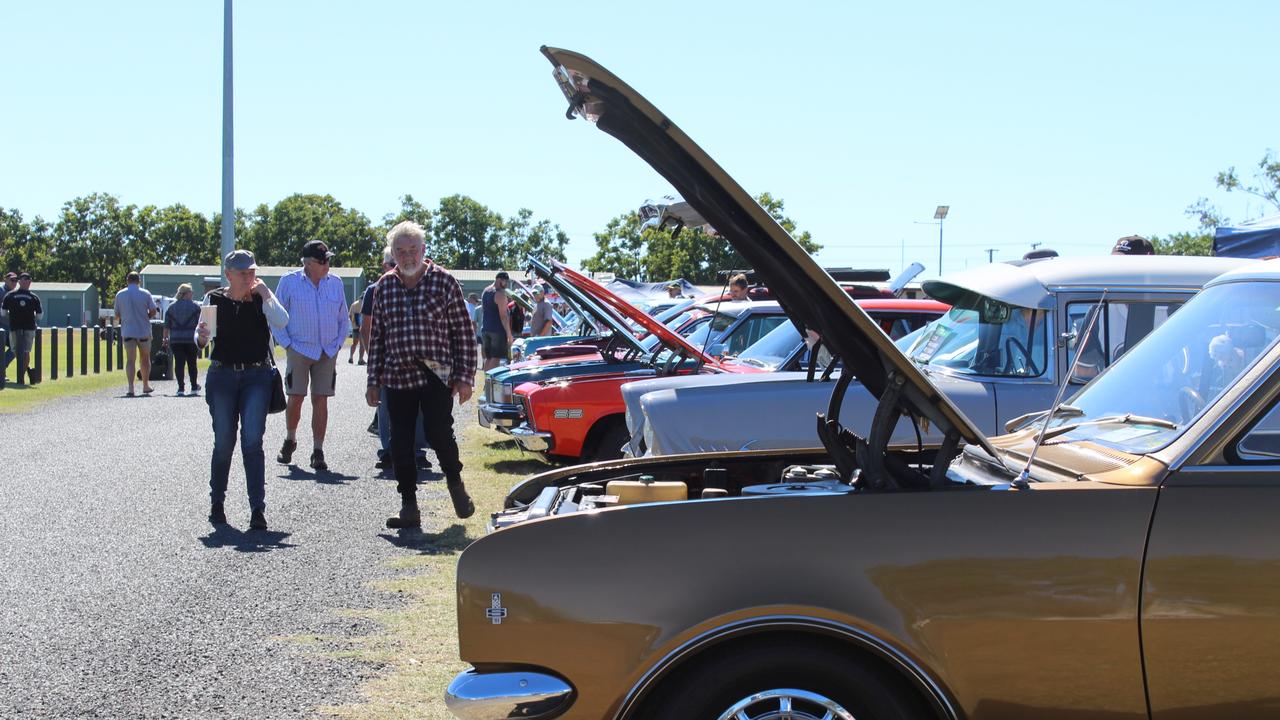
[268,347,287,414]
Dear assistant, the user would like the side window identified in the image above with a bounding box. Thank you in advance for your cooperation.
[1237,400,1280,462]
[1067,301,1182,384]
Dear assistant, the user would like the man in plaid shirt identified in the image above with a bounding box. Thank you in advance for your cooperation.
[366,221,477,526]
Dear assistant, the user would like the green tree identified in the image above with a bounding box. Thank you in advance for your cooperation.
[431,194,505,269]
[50,193,137,305]
[134,204,218,266]
[582,193,821,283]
[499,208,570,268]
[1187,148,1280,229]
[239,193,379,272]
[1151,231,1213,256]
[0,208,55,278]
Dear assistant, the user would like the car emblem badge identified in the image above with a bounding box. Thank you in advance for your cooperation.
[486,593,508,625]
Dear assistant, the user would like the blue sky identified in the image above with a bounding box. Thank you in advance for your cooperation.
[3,1,1277,278]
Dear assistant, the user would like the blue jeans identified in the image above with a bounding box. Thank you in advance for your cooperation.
[206,365,273,510]
[378,386,429,458]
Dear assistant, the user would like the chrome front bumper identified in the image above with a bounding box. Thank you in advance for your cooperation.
[445,669,573,719]
[510,425,554,452]
[478,401,522,430]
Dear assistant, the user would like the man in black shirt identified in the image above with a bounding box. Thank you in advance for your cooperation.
[1,272,42,385]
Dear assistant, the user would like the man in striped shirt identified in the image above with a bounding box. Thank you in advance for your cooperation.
[366,221,477,526]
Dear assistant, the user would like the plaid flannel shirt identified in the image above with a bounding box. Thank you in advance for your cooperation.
[367,263,477,390]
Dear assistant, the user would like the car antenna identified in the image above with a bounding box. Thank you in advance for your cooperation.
[1016,290,1107,487]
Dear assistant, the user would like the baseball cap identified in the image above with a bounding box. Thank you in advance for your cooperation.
[666,281,681,289]
[302,240,335,262]
[4,271,16,280]
[224,249,258,271]
[1112,235,1154,255]
[17,271,31,280]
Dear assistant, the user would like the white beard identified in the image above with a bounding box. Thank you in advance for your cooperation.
[398,258,424,276]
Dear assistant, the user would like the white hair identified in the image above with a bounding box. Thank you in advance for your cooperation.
[386,220,426,247]
[382,248,395,266]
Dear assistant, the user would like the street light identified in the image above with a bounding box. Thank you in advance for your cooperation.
[933,205,949,276]
[221,0,235,281]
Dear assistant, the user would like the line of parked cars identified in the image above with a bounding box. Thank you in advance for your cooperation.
[444,47,1280,720]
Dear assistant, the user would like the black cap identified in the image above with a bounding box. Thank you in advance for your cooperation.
[302,240,335,261]
[17,271,31,280]
[1112,235,1154,255]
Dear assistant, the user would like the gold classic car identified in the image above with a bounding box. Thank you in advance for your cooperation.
[445,47,1280,720]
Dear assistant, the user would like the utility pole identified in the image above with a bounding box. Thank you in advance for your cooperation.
[985,248,997,263]
[1030,242,1042,250]
[220,0,235,280]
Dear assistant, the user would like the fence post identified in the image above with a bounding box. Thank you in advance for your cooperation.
[50,326,58,381]
[66,322,74,379]
[106,323,114,372]
[81,326,88,376]
[93,326,100,374]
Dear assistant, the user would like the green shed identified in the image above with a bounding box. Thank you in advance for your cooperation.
[27,282,100,327]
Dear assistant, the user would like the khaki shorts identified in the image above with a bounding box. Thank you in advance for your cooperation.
[123,337,150,350]
[285,348,337,396]
[10,329,36,355]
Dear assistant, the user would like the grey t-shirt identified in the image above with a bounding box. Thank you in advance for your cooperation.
[115,285,157,340]
[531,299,552,336]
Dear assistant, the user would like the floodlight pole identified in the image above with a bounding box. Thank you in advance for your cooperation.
[220,0,235,281]
[933,205,949,276]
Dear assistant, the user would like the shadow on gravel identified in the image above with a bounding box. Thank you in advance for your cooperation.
[199,525,297,552]
[377,524,471,555]
[484,438,519,450]
[277,466,359,485]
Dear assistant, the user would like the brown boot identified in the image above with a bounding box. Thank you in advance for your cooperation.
[447,479,475,519]
[386,494,421,529]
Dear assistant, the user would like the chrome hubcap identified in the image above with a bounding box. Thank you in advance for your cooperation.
[715,688,857,720]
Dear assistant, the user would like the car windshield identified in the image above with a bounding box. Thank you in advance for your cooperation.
[907,301,1049,378]
[1045,280,1280,454]
[639,309,701,351]
[683,311,737,348]
[734,320,803,369]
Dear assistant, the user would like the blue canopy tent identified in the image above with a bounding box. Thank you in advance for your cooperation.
[1214,214,1280,258]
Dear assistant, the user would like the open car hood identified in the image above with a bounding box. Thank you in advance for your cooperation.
[526,256,646,354]
[554,261,716,364]
[541,46,996,457]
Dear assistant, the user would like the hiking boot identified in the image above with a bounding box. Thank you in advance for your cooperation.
[447,479,475,519]
[386,495,421,529]
[310,448,328,472]
[277,439,297,465]
[209,503,227,525]
[249,509,268,530]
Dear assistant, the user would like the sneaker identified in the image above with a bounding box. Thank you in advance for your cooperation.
[277,439,297,465]
[385,496,421,529]
[348,357,354,364]
[357,359,366,366]
[416,456,433,471]
[209,503,227,525]
[249,509,267,530]
[375,455,391,470]
[310,448,328,472]
[191,383,201,393]
[446,479,475,519]
[176,388,185,396]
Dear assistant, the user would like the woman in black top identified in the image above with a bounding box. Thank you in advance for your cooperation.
[196,250,289,530]
[163,283,202,395]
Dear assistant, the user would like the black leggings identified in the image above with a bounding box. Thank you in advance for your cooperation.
[171,343,199,387]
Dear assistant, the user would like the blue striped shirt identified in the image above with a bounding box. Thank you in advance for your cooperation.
[272,269,350,360]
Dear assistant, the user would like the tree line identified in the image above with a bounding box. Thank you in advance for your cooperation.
[0,190,819,305]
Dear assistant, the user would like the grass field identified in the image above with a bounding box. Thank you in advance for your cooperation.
[317,425,548,719]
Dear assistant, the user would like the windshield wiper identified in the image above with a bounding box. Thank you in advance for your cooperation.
[1041,413,1177,440]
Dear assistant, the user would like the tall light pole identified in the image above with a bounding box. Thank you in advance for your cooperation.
[220,0,235,279]
[933,205,949,275]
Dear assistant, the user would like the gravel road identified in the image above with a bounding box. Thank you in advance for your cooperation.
[0,358,472,719]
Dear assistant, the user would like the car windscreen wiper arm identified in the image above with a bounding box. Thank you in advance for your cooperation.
[1042,413,1178,440]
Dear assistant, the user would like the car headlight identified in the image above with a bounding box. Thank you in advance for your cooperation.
[496,382,515,404]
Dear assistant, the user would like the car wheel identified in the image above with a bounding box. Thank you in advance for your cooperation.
[641,637,929,720]
[589,419,630,461]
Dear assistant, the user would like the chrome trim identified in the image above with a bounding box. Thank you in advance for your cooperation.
[614,615,958,720]
[511,425,554,452]
[479,402,523,429]
[716,688,855,720]
[445,669,573,720]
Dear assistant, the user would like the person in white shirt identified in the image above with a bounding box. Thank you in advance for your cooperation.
[272,240,350,471]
